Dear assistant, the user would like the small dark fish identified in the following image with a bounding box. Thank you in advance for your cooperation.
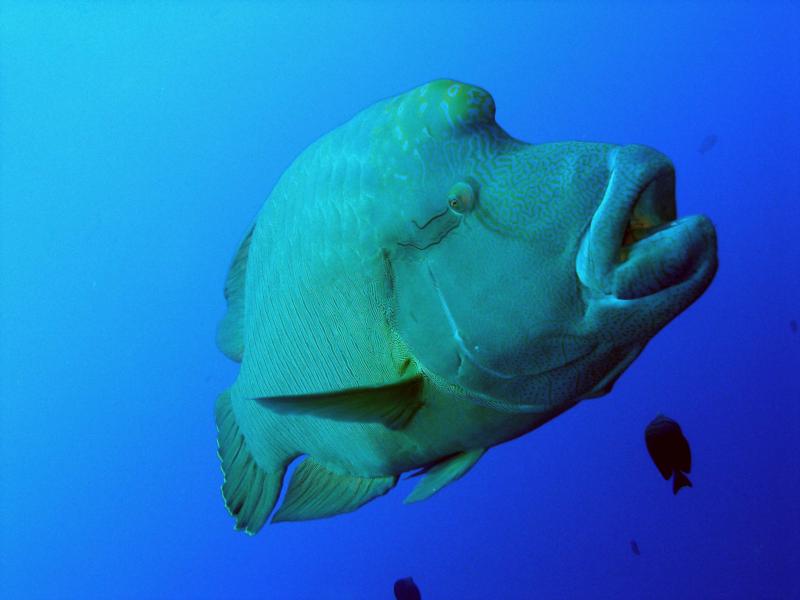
[791,319,798,333]
[394,577,421,600]
[698,134,718,154]
[630,539,641,556]
[645,415,692,494]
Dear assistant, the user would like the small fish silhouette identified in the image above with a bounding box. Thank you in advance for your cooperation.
[630,539,641,555]
[698,134,718,154]
[645,415,692,494]
[394,577,421,600]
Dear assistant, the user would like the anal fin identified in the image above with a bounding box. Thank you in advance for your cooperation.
[404,448,486,504]
[271,457,397,523]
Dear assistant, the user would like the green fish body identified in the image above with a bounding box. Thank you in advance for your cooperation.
[215,80,717,533]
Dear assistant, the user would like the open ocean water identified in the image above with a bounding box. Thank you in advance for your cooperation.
[1,2,798,599]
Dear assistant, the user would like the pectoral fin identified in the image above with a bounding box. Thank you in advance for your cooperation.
[255,375,424,430]
[404,448,486,503]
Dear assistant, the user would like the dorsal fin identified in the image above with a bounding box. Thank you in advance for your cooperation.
[216,225,254,362]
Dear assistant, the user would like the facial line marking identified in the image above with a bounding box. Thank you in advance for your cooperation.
[412,207,449,230]
[398,219,460,251]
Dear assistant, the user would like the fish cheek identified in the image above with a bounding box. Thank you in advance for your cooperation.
[388,246,461,380]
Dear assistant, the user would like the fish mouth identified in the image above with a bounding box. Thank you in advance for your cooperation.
[577,145,717,300]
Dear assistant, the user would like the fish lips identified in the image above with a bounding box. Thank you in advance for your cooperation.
[612,214,716,300]
[576,144,718,303]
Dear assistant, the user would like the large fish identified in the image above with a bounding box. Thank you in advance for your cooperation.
[215,80,718,534]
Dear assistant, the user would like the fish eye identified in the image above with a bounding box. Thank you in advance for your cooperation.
[446,181,477,215]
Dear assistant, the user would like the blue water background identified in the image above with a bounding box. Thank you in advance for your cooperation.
[2,2,798,598]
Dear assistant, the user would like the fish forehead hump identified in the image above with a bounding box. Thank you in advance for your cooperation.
[366,80,514,200]
[234,80,505,401]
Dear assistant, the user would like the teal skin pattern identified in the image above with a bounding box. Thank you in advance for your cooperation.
[214,80,718,534]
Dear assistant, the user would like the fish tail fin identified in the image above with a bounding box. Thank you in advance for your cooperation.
[673,470,692,495]
[215,389,290,534]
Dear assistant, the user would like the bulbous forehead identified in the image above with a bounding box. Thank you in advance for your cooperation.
[362,80,514,213]
[378,79,497,142]
[361,80,614,249]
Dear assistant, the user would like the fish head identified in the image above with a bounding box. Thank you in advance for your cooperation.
[385,81,717,413]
